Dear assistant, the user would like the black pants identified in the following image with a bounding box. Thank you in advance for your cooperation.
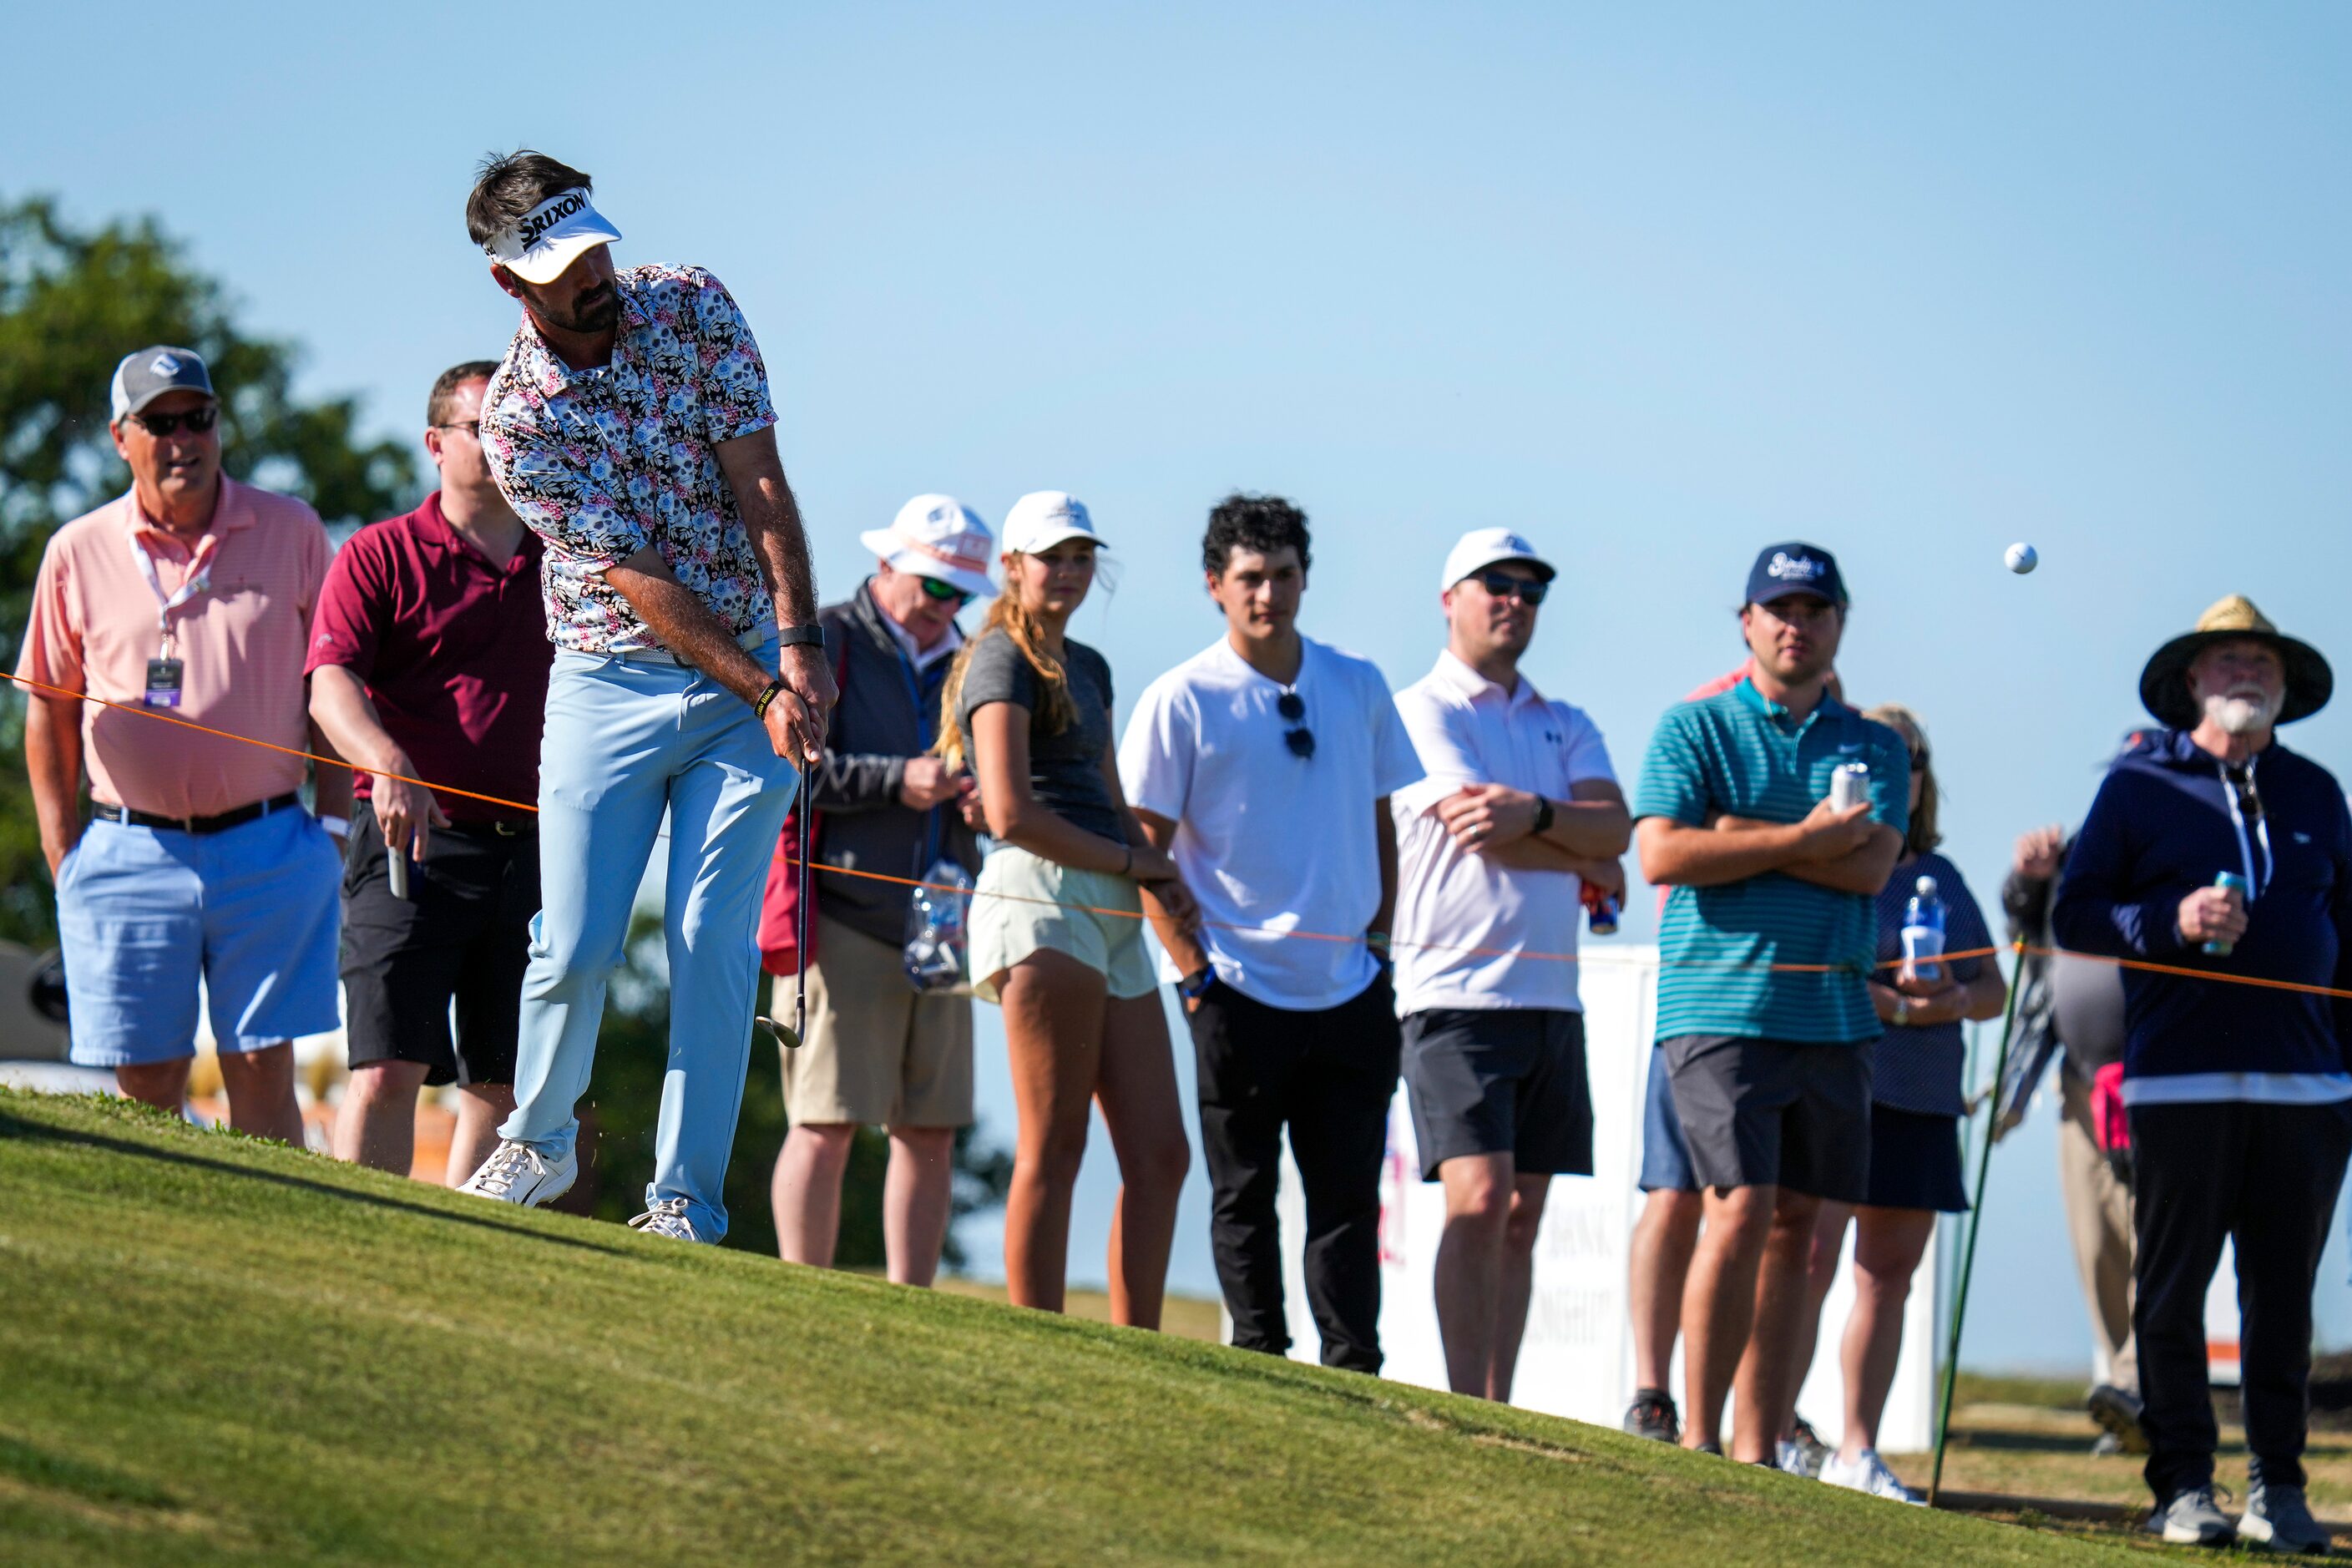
[2131,1099,2352,1500]
[1188,974,1402,1374]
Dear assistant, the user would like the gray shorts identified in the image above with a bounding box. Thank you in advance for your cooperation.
[1661,1033,1873,1201]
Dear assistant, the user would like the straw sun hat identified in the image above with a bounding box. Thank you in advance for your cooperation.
[2137,594,2332,730]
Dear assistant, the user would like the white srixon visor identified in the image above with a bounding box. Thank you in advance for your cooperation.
[482,187,623,285]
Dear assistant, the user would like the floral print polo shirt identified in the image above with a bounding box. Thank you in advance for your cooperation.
[480,263,777,653]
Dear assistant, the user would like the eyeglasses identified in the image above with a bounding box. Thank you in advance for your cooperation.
[1278,690,1314,758]
[918,576,974,606]
[1470,569,1548,605]
[433,420,481,438]
[128,405,219,438]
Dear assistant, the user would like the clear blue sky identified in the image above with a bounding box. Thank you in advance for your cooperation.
[13,2,2352,1371]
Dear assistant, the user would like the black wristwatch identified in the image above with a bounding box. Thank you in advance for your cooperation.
[776,625,825,650]
[1531,796,1555,834]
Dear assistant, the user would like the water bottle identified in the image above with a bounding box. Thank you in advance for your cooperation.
[903,858,974,993]
[2203,870,2248,958]
[1901,873,1947,984]
[1581,881,1621,937]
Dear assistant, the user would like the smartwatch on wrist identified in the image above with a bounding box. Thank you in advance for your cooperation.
[1180,967,1216,1001]
[1531,796,1555,835]
[776,625,825,651]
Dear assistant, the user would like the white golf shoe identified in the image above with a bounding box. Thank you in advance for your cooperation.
[456,1139,576,1208]
[627,1197,705,1242]
[1819,1449,1924,1505]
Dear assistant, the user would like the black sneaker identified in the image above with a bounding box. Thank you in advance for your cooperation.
[2087,1383,2149,1455]
[2240,1480,2330,1555]
[1622,1388,1680,1444]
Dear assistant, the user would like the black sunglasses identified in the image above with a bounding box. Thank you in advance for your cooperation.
[1471,569,1548,605]
[129,404,219,438]
[918,576,974,606]
[433,419,481,438]
[1278,690,1314,758]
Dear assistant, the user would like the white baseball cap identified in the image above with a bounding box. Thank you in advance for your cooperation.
[1440,528,1555,592]
[858,495,995,599]
[481,186,624,286]
[1000,491,1105,556]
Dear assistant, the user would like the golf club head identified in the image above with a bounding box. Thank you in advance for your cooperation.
[754,1014,802,1050]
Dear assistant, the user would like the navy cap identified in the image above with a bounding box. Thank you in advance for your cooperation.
[1744,542,1847,608]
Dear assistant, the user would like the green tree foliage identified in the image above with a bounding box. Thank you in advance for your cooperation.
[0,196,418,944]
[569,913,1014,1268]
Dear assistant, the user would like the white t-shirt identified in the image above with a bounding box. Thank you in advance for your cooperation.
[1390,650,1617,1014]
[1120,635,1425,1011]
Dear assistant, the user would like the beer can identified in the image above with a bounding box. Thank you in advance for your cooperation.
[1828,761,1869,812]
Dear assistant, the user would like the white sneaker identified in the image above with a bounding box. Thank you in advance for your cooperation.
[1820,1449,1924,1505]
[457,1139,576,1207]
[627,1197,704,1242]
[1775,1440,1817,1478]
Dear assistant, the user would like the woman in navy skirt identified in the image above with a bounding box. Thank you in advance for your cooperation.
[1809,704,2008,1502]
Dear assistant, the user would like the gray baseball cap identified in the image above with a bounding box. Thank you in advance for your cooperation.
[109,346,215,422]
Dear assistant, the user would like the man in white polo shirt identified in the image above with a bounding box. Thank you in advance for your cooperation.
[1391,529,1631,1401]
[1120,493,1424,1373]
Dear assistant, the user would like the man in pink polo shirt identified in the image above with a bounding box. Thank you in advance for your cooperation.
[309,360,553,1184]
[16,346,348,1141]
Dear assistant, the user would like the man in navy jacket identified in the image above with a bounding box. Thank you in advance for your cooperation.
[2055,595,2350,1553]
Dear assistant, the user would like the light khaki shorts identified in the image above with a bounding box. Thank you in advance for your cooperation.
[777,914,974,1127]
[969,845,1158,1003]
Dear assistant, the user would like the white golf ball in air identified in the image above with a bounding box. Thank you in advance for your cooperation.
[2005,542,2039,574]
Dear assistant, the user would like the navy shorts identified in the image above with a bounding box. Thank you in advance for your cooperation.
[1638,1044,1698,1193]
[1862,1103,1970,1213]
[1402,1008,1592,1181]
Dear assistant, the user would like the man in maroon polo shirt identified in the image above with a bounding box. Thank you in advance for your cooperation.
[308,360,553,1182]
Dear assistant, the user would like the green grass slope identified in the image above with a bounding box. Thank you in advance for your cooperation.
[0,1090,2134,1566]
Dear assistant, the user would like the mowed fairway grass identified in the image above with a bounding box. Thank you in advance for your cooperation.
[2,1090,2145,1566]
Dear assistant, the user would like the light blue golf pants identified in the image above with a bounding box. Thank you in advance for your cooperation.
[500,643,797,1240]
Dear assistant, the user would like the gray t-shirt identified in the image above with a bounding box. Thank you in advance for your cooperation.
[958,629,1127,845]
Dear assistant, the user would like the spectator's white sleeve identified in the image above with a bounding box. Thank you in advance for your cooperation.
[1391,688,1482,817]
[1116,676,1194,824]
[1561,706,1617,787]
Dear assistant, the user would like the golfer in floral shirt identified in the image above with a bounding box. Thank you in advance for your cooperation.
[453,149,838,1242]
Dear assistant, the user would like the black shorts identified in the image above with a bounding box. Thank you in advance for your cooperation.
[1402,1008,1594,1181]
[1661,1033,1872,1201]
[341,809,539,1088]
[1862,1103,1969,1213]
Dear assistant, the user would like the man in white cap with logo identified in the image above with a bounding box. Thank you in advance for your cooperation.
[767,495,992,1285]
[16,346,347,1139]
[453,149,837,1242]
[1120,493,1424,1373]
[2056,596,2350,1552]
[1390,529,1631,1400]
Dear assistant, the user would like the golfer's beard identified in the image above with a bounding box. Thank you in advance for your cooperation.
[2204,690,2280,735]
[540,286,621,333]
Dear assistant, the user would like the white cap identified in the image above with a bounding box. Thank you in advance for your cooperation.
[482,187,624,285]
[1439,528,1555,592]
[1000,491,1105,556]
[858,495,995,599]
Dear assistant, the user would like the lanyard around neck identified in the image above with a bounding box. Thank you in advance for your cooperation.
[127,527,220,654]
[2218,757,2274,903]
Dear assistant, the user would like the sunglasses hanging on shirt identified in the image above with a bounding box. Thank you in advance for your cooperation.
[1278,690,1314,759]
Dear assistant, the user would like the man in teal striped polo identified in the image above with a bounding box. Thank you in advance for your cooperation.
[1632,542,1909,1465]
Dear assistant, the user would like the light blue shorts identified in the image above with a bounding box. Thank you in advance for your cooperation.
[57,804,343,1067]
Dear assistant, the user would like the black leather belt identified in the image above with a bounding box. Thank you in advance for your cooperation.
[93,792,303,836]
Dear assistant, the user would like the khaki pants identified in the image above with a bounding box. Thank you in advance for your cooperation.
[778,915,974,1128]
[2059,1067,2137,1393]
